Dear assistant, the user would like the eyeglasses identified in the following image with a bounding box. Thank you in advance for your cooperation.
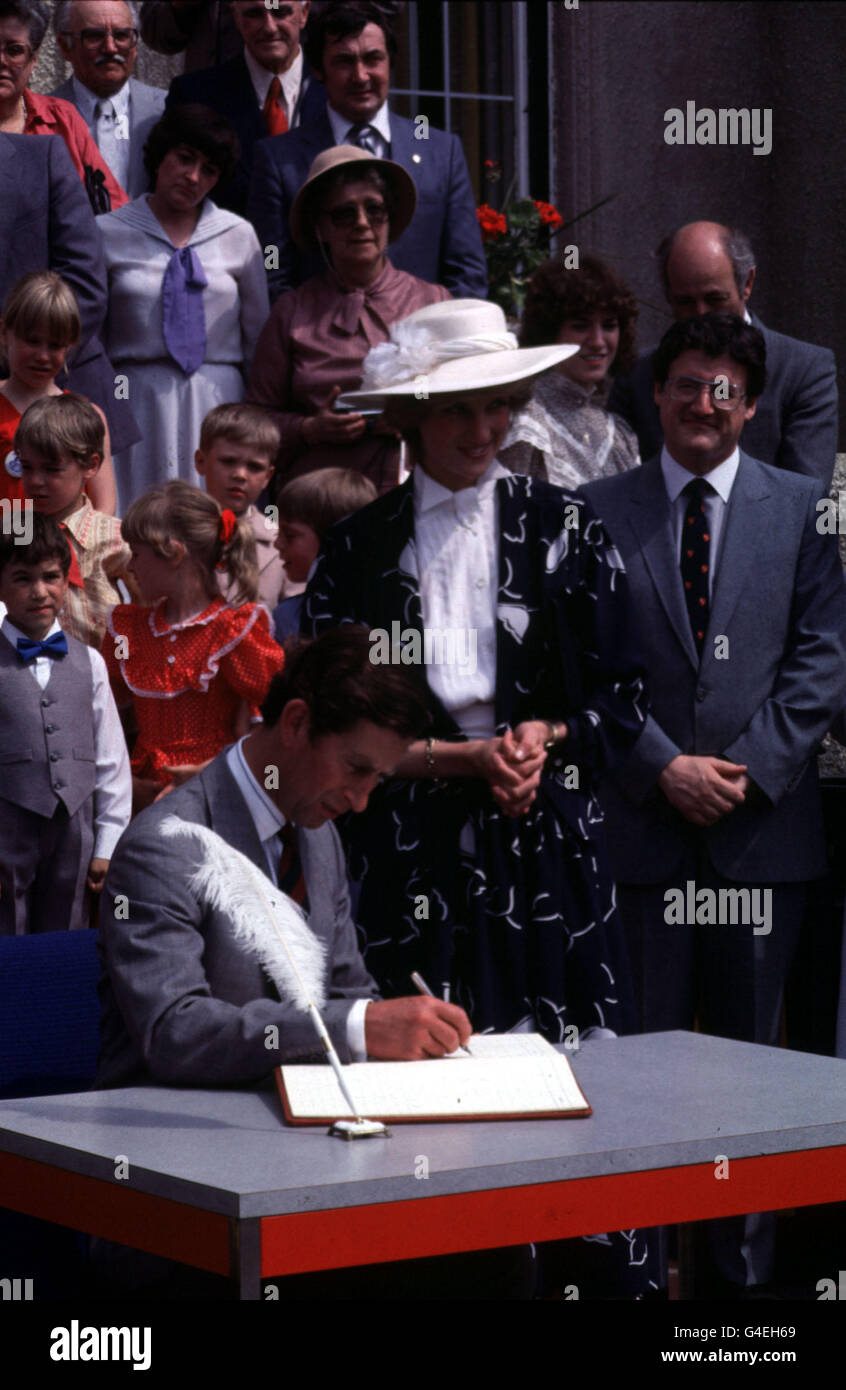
[322,200,389,228]
[665,375,747,411]
[63,28,139,50]
[0,41,33,65]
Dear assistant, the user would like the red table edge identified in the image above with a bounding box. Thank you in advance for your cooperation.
[1,1144,844,1280]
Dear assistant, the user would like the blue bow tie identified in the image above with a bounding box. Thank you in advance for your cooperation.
[16,631,69,663]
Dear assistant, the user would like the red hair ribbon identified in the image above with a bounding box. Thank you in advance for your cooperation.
[219,509,237,545]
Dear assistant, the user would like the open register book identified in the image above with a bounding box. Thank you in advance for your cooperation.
[276,1032,592,1125]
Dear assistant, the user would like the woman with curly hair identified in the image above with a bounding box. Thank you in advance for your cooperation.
[500,253,641,487]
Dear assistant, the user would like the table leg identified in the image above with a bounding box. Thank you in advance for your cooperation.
[231,1217,262,1300]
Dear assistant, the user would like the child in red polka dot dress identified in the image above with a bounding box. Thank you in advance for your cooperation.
[104,480,284,813]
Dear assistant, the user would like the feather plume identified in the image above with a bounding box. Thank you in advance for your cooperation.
[159,816,327,1009]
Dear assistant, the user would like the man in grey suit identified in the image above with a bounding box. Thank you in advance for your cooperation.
[0,131,139,453]
[584,312,846,1292]
[52,0,165,200]
[608,221,838,488]
[97,629,472,1090]
[584,313,846,1050]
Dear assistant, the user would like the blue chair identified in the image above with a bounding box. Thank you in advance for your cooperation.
[0,928,101,1099]
[0,929,101,1295]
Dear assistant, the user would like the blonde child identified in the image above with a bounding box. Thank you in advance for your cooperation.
[273,468,378,639]
[1,271,117,514]
[16,394,131,649]
[194,402,286,611]
[104,480,284,813]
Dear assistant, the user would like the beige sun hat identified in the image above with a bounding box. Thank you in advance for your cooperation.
[337,299,579,409]
[289,145,417,253]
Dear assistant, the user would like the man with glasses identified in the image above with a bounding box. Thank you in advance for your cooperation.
[52,1,165,200]
[609,220,838,489]
[581,311,846,1290]
[164,0,325,215]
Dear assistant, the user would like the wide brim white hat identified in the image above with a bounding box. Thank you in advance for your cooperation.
[337,299,578,409]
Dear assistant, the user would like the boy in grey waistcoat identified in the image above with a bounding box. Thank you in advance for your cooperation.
[0,513,131,933]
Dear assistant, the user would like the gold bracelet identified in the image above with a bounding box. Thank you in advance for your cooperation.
[425,736,437,774]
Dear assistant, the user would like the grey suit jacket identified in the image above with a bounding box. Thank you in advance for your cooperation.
[96,752,380,1088]
[0,132,139,452]
[582,453,846,884]
[607,313,838,489]
[51,76,166,200]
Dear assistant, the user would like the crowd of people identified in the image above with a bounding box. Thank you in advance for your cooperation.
[1,0,844,1301]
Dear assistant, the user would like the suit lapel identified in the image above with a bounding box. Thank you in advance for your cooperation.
[628,457,700,670]
[199,753,268,870]
[704,452,768,652]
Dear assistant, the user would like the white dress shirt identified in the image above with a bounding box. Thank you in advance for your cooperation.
[403,460,507,739]
[328,100,391,157]
[244,46,304,125]
[660,446,741,596]
[226,737,369,1058]
[72,73,131,191]
[1,616,131,859]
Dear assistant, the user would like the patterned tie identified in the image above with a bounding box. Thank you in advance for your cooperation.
[263,76,288,136]
[16,631,69,662]
[58,524,85,588]
[95,98,120,178]
[277,822,308,910]
[347,123,378,154]
[680,477,713,652]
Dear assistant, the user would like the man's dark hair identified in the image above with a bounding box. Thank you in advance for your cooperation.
[261,627,430,741]
[304,1,397,72]
[656,225,756,301]
[143,105,241,188]
[652,313,767,401]
[0,511,71,581]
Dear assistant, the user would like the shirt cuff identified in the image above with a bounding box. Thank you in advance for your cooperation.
[346,998,370,1061]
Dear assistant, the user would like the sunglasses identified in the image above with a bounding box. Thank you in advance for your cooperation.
[322,201,389,229]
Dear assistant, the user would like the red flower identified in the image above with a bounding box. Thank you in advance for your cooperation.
[476,203,507,242]
[534,200,563,230]
[484,159,501,169]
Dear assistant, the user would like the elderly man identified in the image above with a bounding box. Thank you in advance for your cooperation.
[52,0,165,201]
[247,0,487,301]
[165,0,325,214]
[609,221,838,487]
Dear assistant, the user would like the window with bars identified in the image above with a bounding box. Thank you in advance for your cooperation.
[388,1,549,207]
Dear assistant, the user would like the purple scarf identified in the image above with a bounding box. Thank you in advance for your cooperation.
[161,246,208,375]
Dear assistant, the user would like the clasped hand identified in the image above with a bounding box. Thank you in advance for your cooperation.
[476,721,563,817]
[658,754,749,826]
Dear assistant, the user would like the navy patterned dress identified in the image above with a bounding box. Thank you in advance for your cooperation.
[303,471,648,1042]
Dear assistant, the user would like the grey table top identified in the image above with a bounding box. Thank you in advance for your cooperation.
[1,1031,845,1220]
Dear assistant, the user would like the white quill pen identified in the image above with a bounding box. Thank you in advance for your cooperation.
[158,816,376,1127]
[159,815,327,1008]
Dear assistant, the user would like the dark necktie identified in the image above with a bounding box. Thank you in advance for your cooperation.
[17,631,69,662]
[347,123,378,154]
[263,76,288,136]
[277,822,308,910]
[680,477,713,652]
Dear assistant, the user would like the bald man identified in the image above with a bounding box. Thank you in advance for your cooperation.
[609,221,838,487]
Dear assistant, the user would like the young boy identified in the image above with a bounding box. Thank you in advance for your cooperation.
[0,514,131,934]
[16,394,132,649]
[194,403,286,610]
[273,468,378,639]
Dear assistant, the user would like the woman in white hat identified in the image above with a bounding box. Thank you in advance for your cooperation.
[247,146,450,496]
[304,298,648,1052]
